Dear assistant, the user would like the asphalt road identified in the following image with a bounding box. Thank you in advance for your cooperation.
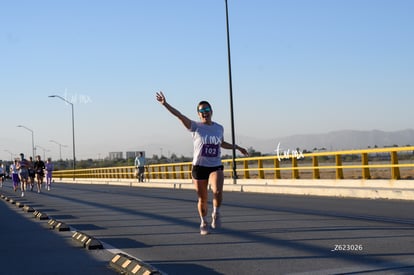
[1,179,414,274]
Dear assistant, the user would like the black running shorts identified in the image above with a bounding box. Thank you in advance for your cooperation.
[192,165,224,180]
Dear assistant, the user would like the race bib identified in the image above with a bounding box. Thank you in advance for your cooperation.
[201,144,219,157]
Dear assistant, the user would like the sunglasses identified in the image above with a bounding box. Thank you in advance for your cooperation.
[198,107,211,114]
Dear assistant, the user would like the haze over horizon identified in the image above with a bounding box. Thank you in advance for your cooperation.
[1,1,413,160]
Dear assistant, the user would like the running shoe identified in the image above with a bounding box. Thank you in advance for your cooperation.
[21,192,24,197]
[200,222,209,235]
[211,212,221,229]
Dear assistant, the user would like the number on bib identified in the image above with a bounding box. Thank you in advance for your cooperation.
[201,144,219,157]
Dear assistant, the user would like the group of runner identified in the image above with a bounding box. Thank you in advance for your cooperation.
[4,153,54,197]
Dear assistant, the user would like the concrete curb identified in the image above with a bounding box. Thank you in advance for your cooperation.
[53,178,414,201]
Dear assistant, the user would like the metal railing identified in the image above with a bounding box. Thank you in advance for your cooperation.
[53,146,414,181]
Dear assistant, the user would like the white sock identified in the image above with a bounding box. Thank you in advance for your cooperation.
[213,206,220,214]
[200,216,207,225]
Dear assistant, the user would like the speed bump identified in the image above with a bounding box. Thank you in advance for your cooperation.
[72,231,103,250]
[109,253,161,275]
[35,212,49,220]
[32,210,48,220]
[72,231,90,247]
[47,219,70,231]
[55,221,70,232]
[48,219,58,229]
[85,237,103,250]
[23,205,35,213]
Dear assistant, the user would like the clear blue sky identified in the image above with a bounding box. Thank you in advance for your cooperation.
[1,0,413,160]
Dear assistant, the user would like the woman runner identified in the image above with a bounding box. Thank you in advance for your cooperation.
[156,91,248,235]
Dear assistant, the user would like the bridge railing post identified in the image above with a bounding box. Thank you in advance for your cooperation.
[165,166,169,179]
[172,165,177,179]
[188,164,192,179]
[362,153,371,179]
[274,158,281,179]
[335,154,344,179]
[391,151,401,180]
[312,156,320,179]
[258,159,264,179]
[151,166,155,180]
[292,157,299,179]
[179,164,184,179]
[243,159,250,179]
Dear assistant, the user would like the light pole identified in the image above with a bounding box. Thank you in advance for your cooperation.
[224,0,238,184]
[17,125,35,158]
[49,95,76,179]
[35,145,50,161]
[49,140,67,161]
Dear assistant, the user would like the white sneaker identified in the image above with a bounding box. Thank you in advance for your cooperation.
[200,222,209,235]
[211,212,221,229]
[21,192,25,197]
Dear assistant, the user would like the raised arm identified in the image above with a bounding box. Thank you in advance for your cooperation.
[156,91,192,130]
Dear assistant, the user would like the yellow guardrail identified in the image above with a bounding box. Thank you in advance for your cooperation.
[53,146,414,181]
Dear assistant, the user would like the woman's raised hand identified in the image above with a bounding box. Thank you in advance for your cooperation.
[155,91,166,105]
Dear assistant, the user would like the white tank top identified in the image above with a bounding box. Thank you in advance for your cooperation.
[190,121,224,167]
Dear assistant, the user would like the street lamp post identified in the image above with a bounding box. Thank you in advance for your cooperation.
[48,95,76,180]
[17,125,35,158]
[224,0,238,184]
[49,140,67,161]
[35,145,50,161]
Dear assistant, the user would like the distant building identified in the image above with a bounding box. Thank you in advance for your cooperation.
[126,151,138,159]
[108,152,123,160]
[108,151,145,160]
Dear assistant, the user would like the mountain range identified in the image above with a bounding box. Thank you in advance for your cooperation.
[241,129,414,154]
